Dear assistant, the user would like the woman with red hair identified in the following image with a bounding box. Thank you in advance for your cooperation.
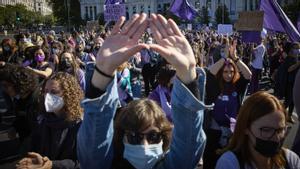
[203,41,252,169]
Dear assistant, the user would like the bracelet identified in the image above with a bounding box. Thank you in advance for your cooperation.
[94,65,114,79]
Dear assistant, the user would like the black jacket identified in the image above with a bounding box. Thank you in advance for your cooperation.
[31,113,81,169]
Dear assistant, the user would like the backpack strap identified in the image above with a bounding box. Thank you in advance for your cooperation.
[232,151,245,169]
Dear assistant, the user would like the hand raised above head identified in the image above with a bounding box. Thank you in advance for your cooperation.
[96,13,149,77]
[148,14,197,84]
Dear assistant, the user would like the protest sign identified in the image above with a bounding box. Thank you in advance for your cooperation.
[217,24,233,35]
[235,11,264,31]
[104,4,126,22]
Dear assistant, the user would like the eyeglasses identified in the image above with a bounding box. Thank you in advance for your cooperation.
[258,126,291,140]
[125,131,162,145]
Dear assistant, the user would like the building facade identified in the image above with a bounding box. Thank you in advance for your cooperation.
[0,0,52,15]
[79,0,294,22]
[79,0,175,21]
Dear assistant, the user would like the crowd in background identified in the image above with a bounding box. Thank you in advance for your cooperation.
[0,13,299,169]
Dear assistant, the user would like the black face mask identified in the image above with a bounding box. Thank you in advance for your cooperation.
[61,60,72,69]
[254,136,284,157]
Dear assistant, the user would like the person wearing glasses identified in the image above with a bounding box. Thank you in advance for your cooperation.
[77,13,210,169]
[215,91,300,169]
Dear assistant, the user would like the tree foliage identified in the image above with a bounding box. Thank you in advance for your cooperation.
[49,0,84,27]
[0,4,56,27]
[200,6,210,25]
[215,5,230,24]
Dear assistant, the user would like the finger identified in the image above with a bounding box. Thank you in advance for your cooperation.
[157,14,174,36]
[131,17,148,42]
[168,36,177,44]
[42,160,52,169]
[149,18,162,41]
[124,44,149,59]
[168,19,183,37]
[111,16,126,35]
[18,158,31,164]
[27,152,43,164]
[149,44,171,58]
[127,13,147,38]
[151,14,168,38]
[121,14,139,35]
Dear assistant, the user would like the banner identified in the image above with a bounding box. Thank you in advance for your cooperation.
[169,0,198,21]
[217,24,233,35]
[104,4,126,21]
[260,0,300,42]
[240,31,262,44]
[235,11,264,31]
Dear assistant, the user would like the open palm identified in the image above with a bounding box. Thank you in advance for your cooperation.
[96,14,148,75]
[149,14,196,83]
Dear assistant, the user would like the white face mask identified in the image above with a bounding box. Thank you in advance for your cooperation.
[123,142,163,169]
[44,93,64,113]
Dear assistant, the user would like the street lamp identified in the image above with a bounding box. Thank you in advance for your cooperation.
[64,0,70,32]
[222,0,225,24]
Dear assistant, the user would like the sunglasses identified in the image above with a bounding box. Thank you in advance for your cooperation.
[125,131,162,145]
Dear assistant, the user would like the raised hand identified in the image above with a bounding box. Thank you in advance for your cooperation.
[96,13,148,76]
[148,14,196,84]
[92,13,149,90]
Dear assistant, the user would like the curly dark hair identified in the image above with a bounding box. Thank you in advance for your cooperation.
[0,63,39,98]
[48,72,84,121]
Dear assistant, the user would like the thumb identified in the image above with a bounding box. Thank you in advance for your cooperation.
[27,152,43,164]
[124,44,148,59]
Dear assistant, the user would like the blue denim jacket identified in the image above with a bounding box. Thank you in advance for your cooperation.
[77,68,209,169]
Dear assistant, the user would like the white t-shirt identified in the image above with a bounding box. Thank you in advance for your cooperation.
[251,43,266,70]
[215,149,300,169]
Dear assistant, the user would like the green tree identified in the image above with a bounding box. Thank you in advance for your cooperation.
[200,6,210,25]
[215,5,230,24]
[49,0,84,27]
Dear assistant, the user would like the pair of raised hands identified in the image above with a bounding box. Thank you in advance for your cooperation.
[16,152,52,169]
[92,13,197,90]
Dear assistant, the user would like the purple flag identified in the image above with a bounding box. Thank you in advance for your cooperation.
[105,0,124,5]
[169,0,198,21]
[260,0,300,42]
[297,14,300,32]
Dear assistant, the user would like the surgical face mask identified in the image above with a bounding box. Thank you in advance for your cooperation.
[61,59,72,69]
[123,142,163,169]
[3,46,10,51]
[52,48,60,55]
[35,54,45,62]
[220,51,226,58]
[253,136,284,157]
[44,93,64,113]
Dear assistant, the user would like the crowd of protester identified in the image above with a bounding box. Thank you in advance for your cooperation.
[0,13,299,169]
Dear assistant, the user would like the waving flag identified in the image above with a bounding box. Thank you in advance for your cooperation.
[105,0,124,5]
[297,14,300,32]
[169,0,198,21]
[260,0,300,42]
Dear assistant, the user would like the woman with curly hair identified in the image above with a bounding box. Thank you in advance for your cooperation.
[16,72,83,169]
[0,63,41,154]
